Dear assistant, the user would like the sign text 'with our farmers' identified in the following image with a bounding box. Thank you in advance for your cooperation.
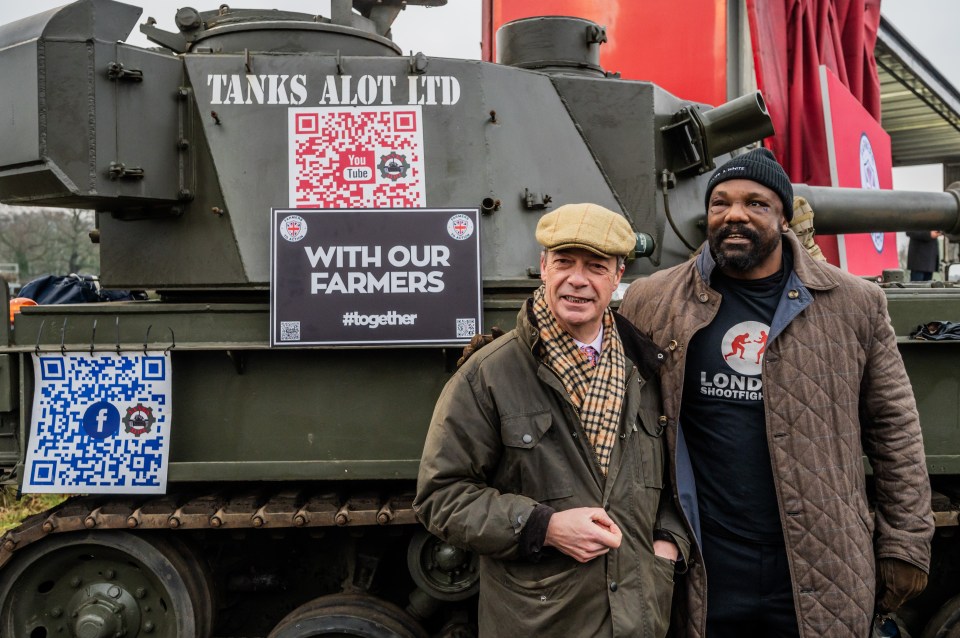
[270,208,481,346]
[305,244,450,294]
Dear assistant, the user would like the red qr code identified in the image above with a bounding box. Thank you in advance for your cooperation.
[289,106,425,208]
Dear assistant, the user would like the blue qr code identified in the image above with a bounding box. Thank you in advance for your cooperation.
[27,354,171,492]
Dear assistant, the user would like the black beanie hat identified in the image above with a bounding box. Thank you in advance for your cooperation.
[704,148,794,221]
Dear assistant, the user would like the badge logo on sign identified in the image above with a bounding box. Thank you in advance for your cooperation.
[858,134,885,254]
[123,403,156,437]
[377,152,410,181]
[859,133,879,191]
[447,214,474,240]
[280,215,307,242]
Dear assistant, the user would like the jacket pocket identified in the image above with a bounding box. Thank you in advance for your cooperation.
[480,558,585,636]
[636,407,665,489]
[485,556,581,603]
[500,412,574,502]
[650,556,676,637]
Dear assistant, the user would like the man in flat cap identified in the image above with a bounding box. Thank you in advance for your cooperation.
[414,203,688,638]
[620,148,933,637]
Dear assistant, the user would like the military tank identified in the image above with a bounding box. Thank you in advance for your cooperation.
[0,1,958,636]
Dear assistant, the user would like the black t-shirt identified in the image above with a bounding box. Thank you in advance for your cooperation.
[680,255,792,543]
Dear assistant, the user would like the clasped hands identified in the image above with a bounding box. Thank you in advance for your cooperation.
[544,507,678,564]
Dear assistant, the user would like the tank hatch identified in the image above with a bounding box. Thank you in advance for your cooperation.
[141,0,446,55]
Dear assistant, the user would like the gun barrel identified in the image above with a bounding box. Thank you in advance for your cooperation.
[793,184,960,236]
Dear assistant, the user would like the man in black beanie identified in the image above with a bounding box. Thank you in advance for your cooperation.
[620,147,933,637]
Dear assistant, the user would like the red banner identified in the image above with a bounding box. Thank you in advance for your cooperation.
[816,66,897,275]
[746,0,882,187]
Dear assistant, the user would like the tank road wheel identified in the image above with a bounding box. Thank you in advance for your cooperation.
[406,529,479,601]
[0,531,211,637]
[268,593,428,638]
[923,593,960,638]
[147,535,216,637]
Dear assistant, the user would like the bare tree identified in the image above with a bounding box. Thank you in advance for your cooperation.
[0,204,98,283]
[52,209,98,275]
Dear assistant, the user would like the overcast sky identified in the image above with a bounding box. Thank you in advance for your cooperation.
[0,1,950,74]
[878,0,959,191]
[0,1,484,59]
[0,0,953,189]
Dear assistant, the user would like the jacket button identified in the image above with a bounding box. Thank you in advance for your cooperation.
[609,582,618,592]
[522,434,533,444]
[668,340,678,351]
[658,416,667,426]
[788,289,799,299]
[698,293,709,303]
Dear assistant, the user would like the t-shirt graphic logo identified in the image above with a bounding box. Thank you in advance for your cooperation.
[721,321,769,376]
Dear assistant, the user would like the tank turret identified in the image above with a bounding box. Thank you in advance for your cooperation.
[0,0,780,290]
[1,1,955,293]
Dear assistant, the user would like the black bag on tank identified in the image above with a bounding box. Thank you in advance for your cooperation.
[19,274,145,304]
[911,321,960,341]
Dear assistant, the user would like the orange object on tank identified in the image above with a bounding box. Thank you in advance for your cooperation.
[483,0,728,106]
[9,297,37,324]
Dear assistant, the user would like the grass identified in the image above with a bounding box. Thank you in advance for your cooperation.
[0,487,67,534]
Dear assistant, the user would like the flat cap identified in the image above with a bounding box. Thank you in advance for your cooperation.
[535,203,635,258]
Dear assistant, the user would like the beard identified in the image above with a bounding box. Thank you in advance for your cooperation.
[708,223,781,273]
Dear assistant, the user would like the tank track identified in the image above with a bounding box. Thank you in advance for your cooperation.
[0,489,417,569]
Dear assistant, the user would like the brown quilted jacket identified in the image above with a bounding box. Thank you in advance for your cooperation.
[619,230,933,638]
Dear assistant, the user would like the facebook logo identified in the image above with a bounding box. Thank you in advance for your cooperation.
[81,402,120,440]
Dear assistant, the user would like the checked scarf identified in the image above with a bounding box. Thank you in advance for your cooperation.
[532,286,625,475]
